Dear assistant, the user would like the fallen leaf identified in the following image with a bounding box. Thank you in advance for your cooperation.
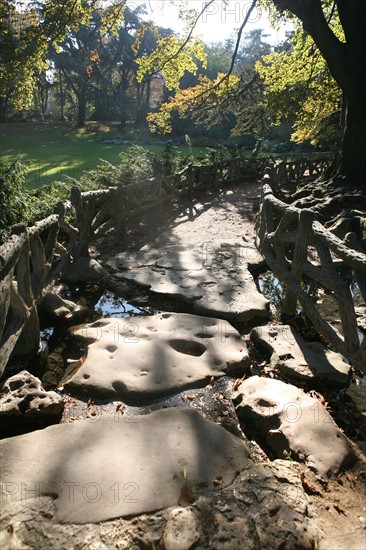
[345,472,356,490]
[213,476,223,485]
[300,472,322,496]
[233,376,245,390]
[333,503,347,515]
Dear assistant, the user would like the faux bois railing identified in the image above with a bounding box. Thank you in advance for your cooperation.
[256,170,366,372]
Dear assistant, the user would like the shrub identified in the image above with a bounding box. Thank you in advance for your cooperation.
[0,159,32,244]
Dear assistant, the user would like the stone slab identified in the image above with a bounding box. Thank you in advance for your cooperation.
[109,243,269,324]
[105,245,190,271]
[193,270,268,323]
[234,376,356,478]
[64,313,250,402]
[117,267,205,301]
[0,408,251,524]
[251,324,350,386]
[156,250,204,271]
[0,458,322,549]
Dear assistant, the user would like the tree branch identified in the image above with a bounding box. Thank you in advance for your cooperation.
[189,0,259,100]
[152,0,217,76]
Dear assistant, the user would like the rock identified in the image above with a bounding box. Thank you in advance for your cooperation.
[233,376,356,478]
[0,408,251,524]
[163,507,200,550]
[115,266,205,301]
[245,245,267,277]
[251,324,350,386]
[346,376,366,413]
[62,257,109,283]
[0,371,64,435]
[109,243,269,324]
[3,433,364,548]
[156,250,204,271]
[360,216,366,249]
[39,292,77,319]
[193,269,269,323]
[191,459,318,550]
[355,306,366,332]
[228,460,318,550]
[106,248,172,270]
[64,313,250,402]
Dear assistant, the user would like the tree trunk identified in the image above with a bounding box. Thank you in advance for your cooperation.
[135,79,150,127]
[76,94,86,128]
[120,82,127,127]
[59,69,65,121]
[0,97,8,124]
[338,98,366,182]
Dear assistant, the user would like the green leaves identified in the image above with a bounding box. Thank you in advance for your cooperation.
[0,159,31,244]
[0,1,127,116]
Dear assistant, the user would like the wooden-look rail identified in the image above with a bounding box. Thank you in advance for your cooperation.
[0,153,332,376]
[256,177,366,372]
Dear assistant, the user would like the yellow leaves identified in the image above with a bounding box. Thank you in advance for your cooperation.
[147,106,173,134]
[101,0,127,35]
[256,25,342,146]
[136,34,207,91]
[146,73,240,134]
[131,22,158,56]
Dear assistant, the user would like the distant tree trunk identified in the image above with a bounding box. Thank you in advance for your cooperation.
[76,94,86,128]
[38,81,49,118]
[59,69,65,121]
[93,90,105,121]
[0,97,8,124]
[135,78,150,127]
[145,78,151,112]
[120,81,127,127]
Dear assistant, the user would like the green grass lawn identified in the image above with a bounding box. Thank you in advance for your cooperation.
[0,122,223,190]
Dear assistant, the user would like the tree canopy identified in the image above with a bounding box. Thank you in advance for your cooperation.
[136,0,366,180]
[256,26,342,147]
[1,0,365,181]
[0,0,126,120]
[264,0,366,180]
